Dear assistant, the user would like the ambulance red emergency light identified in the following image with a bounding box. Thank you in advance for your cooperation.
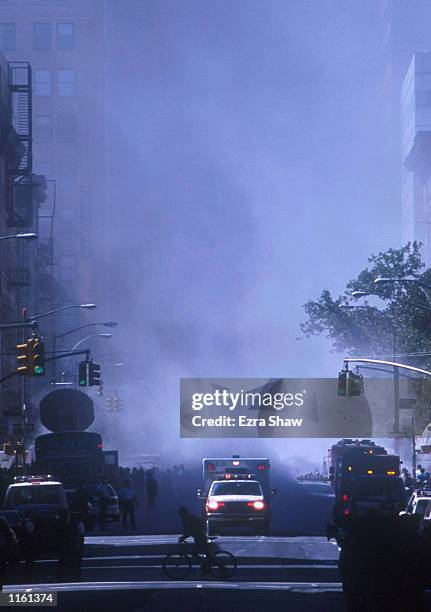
[201,455,271,497]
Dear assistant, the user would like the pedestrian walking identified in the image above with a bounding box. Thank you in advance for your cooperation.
[117,479,138,530]
[146,471,158,508]
[97,479,111,531]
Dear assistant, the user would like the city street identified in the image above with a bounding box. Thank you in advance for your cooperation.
[2,535,343,611]
[1,2,431,611]
[3,534,340,584]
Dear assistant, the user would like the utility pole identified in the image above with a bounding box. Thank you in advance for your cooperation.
[412,417,417,488]
[20,308,27,470]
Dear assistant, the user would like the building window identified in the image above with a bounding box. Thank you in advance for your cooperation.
[59,255,77,281]
[57,114,76,143]
[58,69,74,96]
[33,23,51,50]
[57,23,74,50]
[0,23,15,50]
[34,70,51,96]
[34,116,52,143]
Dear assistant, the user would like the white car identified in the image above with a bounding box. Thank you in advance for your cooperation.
[205,479,270,535]
[4,475,68,518]
[405,489,431,522]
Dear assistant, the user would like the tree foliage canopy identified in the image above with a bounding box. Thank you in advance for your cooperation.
[301,243,431,367]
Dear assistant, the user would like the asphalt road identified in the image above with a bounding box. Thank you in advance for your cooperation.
[3,534,341,585]
[0,535,345,610]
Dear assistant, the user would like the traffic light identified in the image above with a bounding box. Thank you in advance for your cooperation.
[89,362,101,386]
[78,361,89,386]
[106,395,123,412]
[350,372,364,396]
[3,443,14,455]
[78,361,101,386]
[17,338,45,376]
[106,397,114,411]
[16,339,31,376]
[113,396,124,411]
[32,339,45,376]
[338,370,363,396]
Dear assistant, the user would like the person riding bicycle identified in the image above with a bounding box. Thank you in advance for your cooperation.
[178,506,210,575]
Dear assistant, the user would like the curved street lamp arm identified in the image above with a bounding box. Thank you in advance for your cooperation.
[344,357,431,378]
[28,304,96,322]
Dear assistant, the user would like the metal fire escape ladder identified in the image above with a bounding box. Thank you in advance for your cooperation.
[6,62,33,227]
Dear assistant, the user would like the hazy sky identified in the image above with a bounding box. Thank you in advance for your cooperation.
[100,1,401,460]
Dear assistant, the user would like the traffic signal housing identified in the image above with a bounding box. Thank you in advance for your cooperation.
[78,361,101,386]
[78,361,89,386]
[32,339,45,376]
[338,370,363,397]
[16,338,45,376]
[16,339,31,376]
[89,362,101,386]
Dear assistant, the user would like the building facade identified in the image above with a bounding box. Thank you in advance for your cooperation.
[0,0,108,339]
[401,52,431,264]
[379,1,431,264]
[0,0,111,448]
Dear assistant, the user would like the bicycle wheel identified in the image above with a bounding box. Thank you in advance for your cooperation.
[210,550,237,579]
[163,552,192,579]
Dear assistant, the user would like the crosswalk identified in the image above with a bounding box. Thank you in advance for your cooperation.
[2,535,340,587]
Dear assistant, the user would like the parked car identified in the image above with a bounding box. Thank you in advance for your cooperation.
[403,489,431,524]
[3,475,69,553]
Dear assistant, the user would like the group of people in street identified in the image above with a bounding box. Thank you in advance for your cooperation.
[94,463,196,533]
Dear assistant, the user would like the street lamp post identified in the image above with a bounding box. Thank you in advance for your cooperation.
[61,333,112,383]
[351,289,431,314]
[0,303,96,468]
[0,233,38,241]
[52,321,117,378]
[26,303,96,322]
[374,277,431,293]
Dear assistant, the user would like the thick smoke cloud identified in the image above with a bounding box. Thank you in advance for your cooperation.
[94,1,399,465]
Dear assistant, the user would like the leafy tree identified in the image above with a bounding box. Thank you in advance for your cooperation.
[301,242,431,366]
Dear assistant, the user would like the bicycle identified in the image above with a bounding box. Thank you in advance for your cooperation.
[162,536,237,580]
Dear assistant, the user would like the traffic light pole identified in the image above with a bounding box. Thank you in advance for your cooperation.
[344,357,431,438]
[394,365,400,434]
[20,310,27,470]
[0,349,91,385]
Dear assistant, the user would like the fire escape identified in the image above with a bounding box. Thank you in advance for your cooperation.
[6,63,33,302]
[6,62,32,227]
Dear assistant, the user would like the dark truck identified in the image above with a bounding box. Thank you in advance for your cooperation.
[34,432,105,485]
[329,439,400,525]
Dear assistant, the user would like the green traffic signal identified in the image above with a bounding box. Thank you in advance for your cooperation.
[78,361,89,386]
[32,340,45,376]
